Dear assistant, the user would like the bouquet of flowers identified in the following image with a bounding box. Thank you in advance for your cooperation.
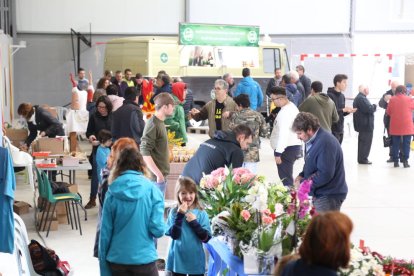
[339,246,384,276]
[199,167,314,262]
[199,167,256,218]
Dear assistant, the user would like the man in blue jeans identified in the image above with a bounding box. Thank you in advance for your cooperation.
[293,112,348,212]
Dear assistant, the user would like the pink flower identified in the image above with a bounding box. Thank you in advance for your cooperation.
[233,174,241,185]
[241,210,251,221]
[274,203,284,216]
[206,177,219,189]
[240,173,256,185]
[262,215,273,225]
[232,167,252,175]
[298,179,312,202]
[211,167,226,179]
[262,209,271,216]
[232,167,256,185]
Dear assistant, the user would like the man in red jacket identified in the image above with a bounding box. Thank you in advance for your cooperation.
[386,85,414,168]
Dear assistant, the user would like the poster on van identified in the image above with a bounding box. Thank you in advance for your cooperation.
[180,45,259,68]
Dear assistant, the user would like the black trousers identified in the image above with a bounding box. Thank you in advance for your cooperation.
[357,131,373,163]
[276,146,302,186]
[109,261,158,276]
[332,131,344,145]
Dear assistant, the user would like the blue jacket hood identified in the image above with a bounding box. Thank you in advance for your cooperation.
[239,76,255,85]
[109,170,149,201]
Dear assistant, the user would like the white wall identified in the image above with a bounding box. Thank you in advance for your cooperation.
[16,0,185,34]
[355,0,414,31]
[188,0,351,35]
[0,34,13,123]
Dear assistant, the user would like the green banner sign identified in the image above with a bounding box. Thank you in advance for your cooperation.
[179,23,260,47]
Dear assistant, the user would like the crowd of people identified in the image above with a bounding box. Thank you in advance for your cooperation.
[11,64,414,275]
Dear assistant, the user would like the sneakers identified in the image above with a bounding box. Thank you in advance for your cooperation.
[84,197,96,209]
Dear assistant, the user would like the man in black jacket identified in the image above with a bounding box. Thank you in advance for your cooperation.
[111,87,145,146]
[353,85,377,164]
[182,124,253,184]
[327,74,356,144]
[296,65,312,98]
[378,80,400,162]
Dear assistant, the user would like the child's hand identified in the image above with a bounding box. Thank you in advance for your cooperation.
[178,202,188,214]
[185,212,196,222]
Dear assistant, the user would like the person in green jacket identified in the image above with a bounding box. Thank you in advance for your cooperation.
[165,82,188,146]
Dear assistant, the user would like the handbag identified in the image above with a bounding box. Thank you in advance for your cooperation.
[383,128,391,148]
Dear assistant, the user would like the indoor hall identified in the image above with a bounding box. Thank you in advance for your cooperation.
[1,0,414,275]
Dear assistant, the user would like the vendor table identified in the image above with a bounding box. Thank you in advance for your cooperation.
[37,161,92,184]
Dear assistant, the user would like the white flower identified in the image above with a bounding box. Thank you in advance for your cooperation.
[274,203,284,216]
[224,166,230,176]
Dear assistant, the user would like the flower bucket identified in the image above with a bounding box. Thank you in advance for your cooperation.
[243,250,275,275]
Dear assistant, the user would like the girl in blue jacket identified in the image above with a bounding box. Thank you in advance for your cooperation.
[99,147,165,276]
[166,177,211,276]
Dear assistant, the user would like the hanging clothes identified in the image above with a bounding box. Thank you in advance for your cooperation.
[0,147,16,253]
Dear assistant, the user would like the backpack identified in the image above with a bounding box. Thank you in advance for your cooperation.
[50,181,70,194]
[28,239,70,275]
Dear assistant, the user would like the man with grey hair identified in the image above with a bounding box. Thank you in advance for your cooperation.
[353,84,377,164]
[379,80,400,162]
[296,65,312,98]
[222,73,235,97]
[290,70,306,104]
[189,79,238,137]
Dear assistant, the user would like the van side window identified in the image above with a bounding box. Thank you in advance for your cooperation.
[263,48,281,74]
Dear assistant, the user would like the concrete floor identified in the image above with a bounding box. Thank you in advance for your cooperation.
[10,108,414,275]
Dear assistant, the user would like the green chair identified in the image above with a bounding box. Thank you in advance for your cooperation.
[35,167,70,232]
[35,167,82,237]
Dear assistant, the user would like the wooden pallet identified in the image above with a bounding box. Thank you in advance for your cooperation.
[187,126,209,134]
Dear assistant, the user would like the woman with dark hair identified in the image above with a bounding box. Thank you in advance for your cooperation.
[99,146,164,276]
[97,77,110,90]
[278,211,353,276]
[17,103,64,150]
[85,96,113,209]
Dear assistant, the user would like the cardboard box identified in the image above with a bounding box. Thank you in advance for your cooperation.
[39,200,67,215]
[5,128,28,147]
[37,211,57,221]
[39,219,58,232]
[34,137,64,154]
[66,183,78,193]
[13,201,31,215]
[55,202,67,215]
[57,214,68,224]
